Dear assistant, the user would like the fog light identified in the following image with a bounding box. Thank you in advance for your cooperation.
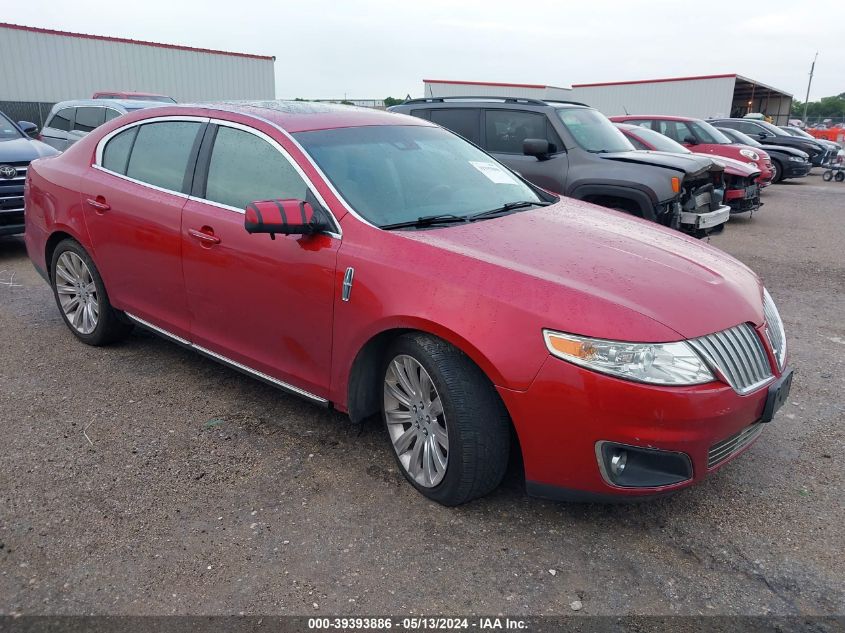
[597,442,693,488]
[610,450,627,476]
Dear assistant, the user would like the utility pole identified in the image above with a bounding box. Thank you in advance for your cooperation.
[802,52,818,126]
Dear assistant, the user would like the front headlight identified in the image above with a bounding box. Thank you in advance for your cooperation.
[740,148,760,161]
[543,330,715,386]
[788,155,806,162]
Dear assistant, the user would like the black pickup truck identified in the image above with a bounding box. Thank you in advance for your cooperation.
[390,98,730,237]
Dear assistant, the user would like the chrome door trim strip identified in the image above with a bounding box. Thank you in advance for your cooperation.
[125,312,327,405]
[126,312,191,345]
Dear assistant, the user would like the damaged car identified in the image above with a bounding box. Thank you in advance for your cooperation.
[616,123,763,215]
[390,98,730,237]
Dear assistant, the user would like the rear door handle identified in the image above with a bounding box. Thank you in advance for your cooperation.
[188,227,221,246]
[86,196,110,213]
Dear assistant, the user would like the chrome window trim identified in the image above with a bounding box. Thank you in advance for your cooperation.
[94,115,210,166]
[91,164,191,199]
[125,312,327,404]
[199,104,376,229]
[196,118,342,237]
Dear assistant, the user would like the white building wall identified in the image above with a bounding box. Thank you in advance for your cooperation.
[0,25,275,102]
[570,77,737,119]
[424,81,572,101]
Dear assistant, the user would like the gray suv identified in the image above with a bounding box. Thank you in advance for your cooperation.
[390,97,730,236]
[40,99,162,151]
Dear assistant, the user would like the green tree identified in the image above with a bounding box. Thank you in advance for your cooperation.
[383,96,404,107]
[791,93,845,118]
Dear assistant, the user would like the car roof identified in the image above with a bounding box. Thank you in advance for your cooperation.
[129,101,436,134]
[95,91,171,98]
[51,98,165,111]
[395,97,590,110]
[612,114,701,122]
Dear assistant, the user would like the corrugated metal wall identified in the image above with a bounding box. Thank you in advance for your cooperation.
[424,82,573,101]
[571,77,737,119]
[0,25,275,103]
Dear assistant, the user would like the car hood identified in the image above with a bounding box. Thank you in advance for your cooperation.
[708,155,761,177]
[597,150,714,176]
[0,137,60,161]
[402,199,763,341]
[760,144,809,159]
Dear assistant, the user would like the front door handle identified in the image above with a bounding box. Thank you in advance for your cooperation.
[86,196,110,213]
[188,227,221,246]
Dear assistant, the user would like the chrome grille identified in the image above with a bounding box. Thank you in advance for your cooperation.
[763,289,787,370]
[689,324,773,394]
[708,424,764,468]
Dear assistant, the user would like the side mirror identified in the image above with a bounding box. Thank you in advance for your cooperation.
[683,135,698,145]
[757,133,768,140]
[523,138,554,159]
[244,198,328,239]
[18,121,38,137]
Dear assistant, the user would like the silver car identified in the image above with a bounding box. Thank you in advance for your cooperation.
[40,99,162,151]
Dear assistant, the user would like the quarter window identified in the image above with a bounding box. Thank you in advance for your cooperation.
[74,107,106,133]
[104,109,122,123]
[49,108,74,132]
[204,126,308,210]
[102,127,138,175]
[125,121,202,192]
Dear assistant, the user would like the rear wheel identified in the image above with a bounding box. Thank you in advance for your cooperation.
[51,239,133,345]
[836,172,845,182]
[381,333,510,505]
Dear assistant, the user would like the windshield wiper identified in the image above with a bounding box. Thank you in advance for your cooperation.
[380,213,470,231]
[467,200,551,221]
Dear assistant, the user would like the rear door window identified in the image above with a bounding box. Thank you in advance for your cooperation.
[125,121,202,192]
[203,125,308,210]
[48,108,74,132]
[428,109,481,145]
[73,107,106,133]
[484,110,558,154]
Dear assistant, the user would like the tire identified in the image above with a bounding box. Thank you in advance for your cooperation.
[50,239,133,346]
[836,172,845,182]
[771,160,783,183]
[381,333,510,506]
[822,170,833,182]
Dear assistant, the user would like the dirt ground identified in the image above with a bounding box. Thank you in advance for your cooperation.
[1,174,843,617]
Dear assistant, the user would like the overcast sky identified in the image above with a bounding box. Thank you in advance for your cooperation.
[5,0,843,101]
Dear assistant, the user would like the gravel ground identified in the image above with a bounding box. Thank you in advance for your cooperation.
[1,175,843,617]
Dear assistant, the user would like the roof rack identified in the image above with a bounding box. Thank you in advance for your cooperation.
[401,96,590,107]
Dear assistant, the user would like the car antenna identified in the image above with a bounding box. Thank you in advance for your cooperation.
[623,105,629,115]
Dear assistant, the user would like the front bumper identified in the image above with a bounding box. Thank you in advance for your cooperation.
[498,354,789,500]
[725,185,761,213]
[784,162,812,178]
[680,204,730,230]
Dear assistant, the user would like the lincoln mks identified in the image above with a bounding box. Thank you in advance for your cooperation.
[24,102,791,505]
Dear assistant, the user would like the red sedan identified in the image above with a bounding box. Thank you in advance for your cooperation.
[23,103,792,505]
[610,115,774,191]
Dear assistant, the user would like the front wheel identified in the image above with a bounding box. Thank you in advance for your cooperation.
[836,171,845,182]
[771,160,782,183]
[822,170,833,182]
[51,239,133,345]
[381,333,511,506]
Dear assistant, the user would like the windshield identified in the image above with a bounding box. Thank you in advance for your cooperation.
[721,128,761,148]
[556,108,634,153]
[627,125,691,153]
[0,112,24,141]
[689,120,732,145]
[295,125,546,228]
[782,126,814,140]
[756,120,788,136]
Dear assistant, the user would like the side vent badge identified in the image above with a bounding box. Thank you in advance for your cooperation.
[342,267,354,302]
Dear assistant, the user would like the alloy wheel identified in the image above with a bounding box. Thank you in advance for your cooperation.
[384,354,449,487]
[54,251,99,335]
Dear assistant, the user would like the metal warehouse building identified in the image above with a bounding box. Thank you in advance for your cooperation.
[570,74,793,124]
[423,79,573,101]
[0,22,276,125]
